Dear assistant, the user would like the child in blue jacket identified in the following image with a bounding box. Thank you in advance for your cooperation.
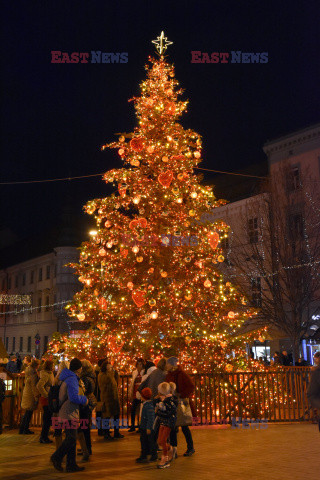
[136,387,158,463]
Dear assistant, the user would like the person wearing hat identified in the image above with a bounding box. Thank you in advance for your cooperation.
[50,358,88,473]
[136,387,157,463]
[166,357,195,457]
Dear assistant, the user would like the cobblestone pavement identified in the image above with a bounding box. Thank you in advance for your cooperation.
[0,424,319,480]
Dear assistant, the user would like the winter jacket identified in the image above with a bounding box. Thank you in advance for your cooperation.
[98,370,120,418]
[166,366,194,399]
[136,366,157,400]
[140,400,155,430]
[21,366,39,411]
[138,368,166,398]
[58,368,87,421]
[6,361,19,373]
[307,365,320,409]
[128,368,145,400]
[36,370,54,398]
[156,395,178,429]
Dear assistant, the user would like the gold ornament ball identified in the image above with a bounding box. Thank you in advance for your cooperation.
[127,282,134,289]
[194,151,201,158]
[204,279,212,288]
[77,313,85,321]
[119,136,125,143]
[190,191,198,198]
[137,256,144,263]
[189,210,195,216]
[147,146,155,153]
[228,311,235,319]
[162,156,169,163]
[177,173,184,181]
[149,299,156,306]
[172,186,179,194]
[218,255,225,262]
[185,256,191,262]
[161,271,168,278]
[150,311,158,319]
[185,294,192,300]
[99,248,107,257]
[132,246,139,254]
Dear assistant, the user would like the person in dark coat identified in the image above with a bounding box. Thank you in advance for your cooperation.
[138,358,167,399]
[166,357,195,457]
[98,361,124,440]
[80,359,97,456]
[307,351,320,431]
[19,359,40,434]
[6,355,19,373]
[136,387,157,463]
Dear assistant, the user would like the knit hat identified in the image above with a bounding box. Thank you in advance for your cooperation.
[141,387,152,400]
[167,357,179,367]
[69,358,82,372]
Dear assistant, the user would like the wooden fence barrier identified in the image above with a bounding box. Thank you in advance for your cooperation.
[2,368,316,429]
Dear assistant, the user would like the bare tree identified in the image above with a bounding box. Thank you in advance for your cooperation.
[218,163,320,363]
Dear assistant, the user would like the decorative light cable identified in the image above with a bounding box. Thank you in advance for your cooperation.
[0,299,70,316]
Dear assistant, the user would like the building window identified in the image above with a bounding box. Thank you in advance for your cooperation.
[8,277,11,290]
[5,337,9,351]
[39,268,42,282]
[54,265,57,278]
[30,271,34,284]
[15,276,18,288]
[46,265,50,280]
[45,295,50,311]
[1,278,5,290]
[38,297,42,310]
[22,273,26,286]
[27,336,31,352]
[43,336,48,353]
[12,337,16,352]
[288,166,301,191]
[289,213,304,240]
[252,277,262,307]
[19,337,23,351]
[248,217,259,244]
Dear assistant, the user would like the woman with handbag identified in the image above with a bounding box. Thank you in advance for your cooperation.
[166,357,195,457]
[37,359,54,443]
[19,358,40,434]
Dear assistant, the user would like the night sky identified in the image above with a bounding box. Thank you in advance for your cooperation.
[1,1,319,244]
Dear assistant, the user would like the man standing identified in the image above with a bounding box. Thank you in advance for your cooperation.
[165,357,195,457]
[50,358,88,473]
[307,351,320,431]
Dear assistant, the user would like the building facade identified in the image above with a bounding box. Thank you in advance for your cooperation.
[210,123,320,362]
[0,246,80,357]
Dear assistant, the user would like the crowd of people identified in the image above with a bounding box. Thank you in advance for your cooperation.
[0,354,196,473]
[1,350,319,473]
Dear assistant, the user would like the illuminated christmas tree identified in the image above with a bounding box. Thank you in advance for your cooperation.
[58,33,262,372]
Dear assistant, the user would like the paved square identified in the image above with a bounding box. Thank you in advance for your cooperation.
[0,424,319,480]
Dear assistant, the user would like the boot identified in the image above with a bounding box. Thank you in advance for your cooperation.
[77,431,90,461]
[104,430,114,441]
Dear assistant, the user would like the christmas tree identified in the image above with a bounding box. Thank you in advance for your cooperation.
[54,33,261,372]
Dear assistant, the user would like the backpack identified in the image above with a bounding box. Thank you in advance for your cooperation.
[48,384,61,413]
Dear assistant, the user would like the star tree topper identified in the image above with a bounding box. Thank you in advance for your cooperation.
[152,31,173,55]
